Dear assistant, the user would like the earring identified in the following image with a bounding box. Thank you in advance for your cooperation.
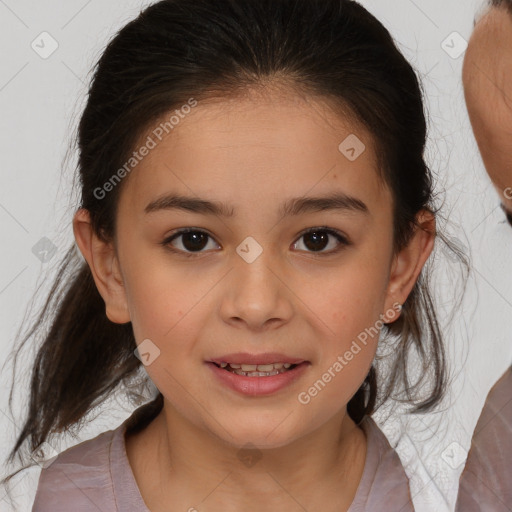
[382,302,402,324]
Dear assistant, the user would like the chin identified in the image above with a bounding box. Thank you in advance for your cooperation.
[213,420,303,451]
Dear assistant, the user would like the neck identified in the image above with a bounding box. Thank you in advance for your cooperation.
[126,397,367,512]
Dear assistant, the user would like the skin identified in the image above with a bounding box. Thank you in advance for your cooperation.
[73,85,434,512]
[463,4,512,221]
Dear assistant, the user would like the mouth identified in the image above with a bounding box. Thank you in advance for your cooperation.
[206,359,310,396]
[210,361,302,377]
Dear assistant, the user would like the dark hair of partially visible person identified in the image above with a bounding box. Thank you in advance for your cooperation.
[0,0,469,505]
[489,0,512,12]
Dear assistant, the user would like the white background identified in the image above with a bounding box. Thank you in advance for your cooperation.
[1,1,511,511]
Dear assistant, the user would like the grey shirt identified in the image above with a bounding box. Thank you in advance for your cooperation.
[456,366,512,511]
[32,399,414,512]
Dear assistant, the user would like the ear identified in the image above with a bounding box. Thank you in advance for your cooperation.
[72,208,131,324]
[383,209,436,323]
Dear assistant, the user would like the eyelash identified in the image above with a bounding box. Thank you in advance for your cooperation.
[160,227,351,258]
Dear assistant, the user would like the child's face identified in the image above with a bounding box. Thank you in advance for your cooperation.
[99,88,414,447]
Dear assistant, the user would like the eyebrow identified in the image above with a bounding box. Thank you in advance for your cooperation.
[144,192,370,218]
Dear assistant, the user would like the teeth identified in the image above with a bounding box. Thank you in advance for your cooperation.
[236,369,283,377]
[220,362,295,371]
[216,361,299,376]
[253,364,274,372]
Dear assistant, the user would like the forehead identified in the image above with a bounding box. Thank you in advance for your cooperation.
[465,9,512,206]
[119,88,388,217]
[470,6,512,61]
[465,7,512,126]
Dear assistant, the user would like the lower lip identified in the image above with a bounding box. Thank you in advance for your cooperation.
[206,362,310,396]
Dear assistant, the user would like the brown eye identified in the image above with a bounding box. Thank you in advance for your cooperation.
[176,231,209,251]
[292,227,350,254]
[162,229,219,256]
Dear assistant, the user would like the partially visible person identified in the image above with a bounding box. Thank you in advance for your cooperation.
[458,1,512,510]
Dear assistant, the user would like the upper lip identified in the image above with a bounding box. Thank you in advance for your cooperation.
[208,353,307,365]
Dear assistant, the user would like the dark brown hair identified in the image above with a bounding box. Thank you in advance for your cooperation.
[2,0,468,501]
[490,0,512,11]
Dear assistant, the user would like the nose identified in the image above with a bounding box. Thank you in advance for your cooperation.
[219,245,294,331]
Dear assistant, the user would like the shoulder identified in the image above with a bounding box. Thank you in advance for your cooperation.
[456,367,512,511]
[468,366,512,469]
[474,366,512,435]
[31,426,120,512]
[349,416,414,512]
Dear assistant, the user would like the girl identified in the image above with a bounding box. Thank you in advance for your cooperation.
[2,0,462,510]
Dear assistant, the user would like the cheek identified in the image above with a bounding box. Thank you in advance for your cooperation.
[298,294,381,414]
[298,252,389,392]
[122,246,208,338]
[123,262,208,408]
[304,257,389,335]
